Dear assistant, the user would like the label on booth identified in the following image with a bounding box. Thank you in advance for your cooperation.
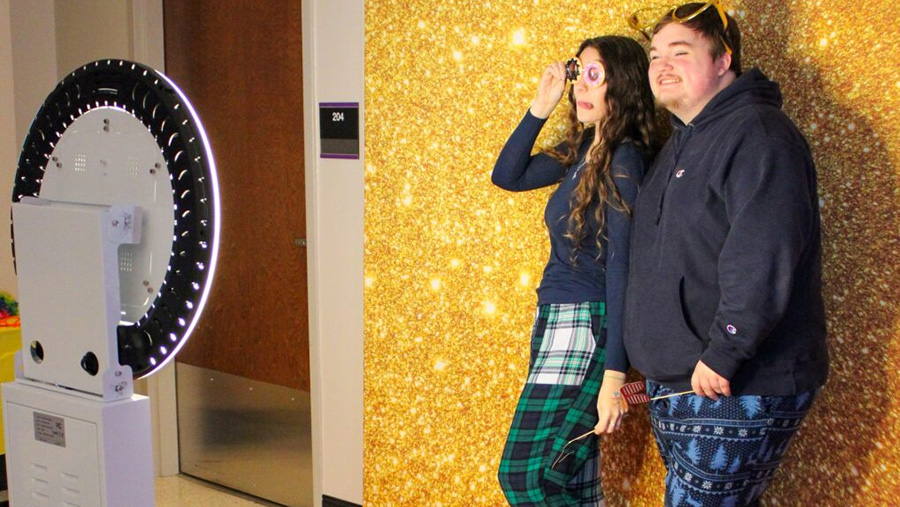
[34,411,66,447]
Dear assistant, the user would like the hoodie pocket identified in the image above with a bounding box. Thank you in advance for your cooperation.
[626,274,706,382]
[677,276,704,342]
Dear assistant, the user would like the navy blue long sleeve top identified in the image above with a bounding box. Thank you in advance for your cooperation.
[491,110,647,373]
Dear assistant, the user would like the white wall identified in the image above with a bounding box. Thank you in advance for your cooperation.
[303,1,365,504]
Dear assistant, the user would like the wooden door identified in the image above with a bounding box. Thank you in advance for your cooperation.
[164,0,309,391]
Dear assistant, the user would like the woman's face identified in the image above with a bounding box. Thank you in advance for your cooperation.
[572,46,608,126]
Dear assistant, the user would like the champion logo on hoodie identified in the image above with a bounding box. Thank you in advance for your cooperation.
[675,169,685,178]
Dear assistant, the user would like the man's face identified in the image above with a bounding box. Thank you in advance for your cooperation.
[649,22,730,122]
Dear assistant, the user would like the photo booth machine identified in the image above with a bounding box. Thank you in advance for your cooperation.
[2,60,220,506]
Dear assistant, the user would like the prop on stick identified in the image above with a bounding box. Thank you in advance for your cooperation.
[551,382,694,469]
[620,381,693,405]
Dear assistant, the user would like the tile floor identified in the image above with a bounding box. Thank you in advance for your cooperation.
[156,475,280,506]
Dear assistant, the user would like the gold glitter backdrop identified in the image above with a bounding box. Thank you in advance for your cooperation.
[364,1,900,505]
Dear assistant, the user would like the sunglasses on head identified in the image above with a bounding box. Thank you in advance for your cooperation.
[628,0,733,55]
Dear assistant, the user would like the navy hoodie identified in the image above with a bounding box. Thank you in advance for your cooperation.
[624,69,829,395]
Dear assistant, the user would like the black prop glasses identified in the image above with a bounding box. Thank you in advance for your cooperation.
[565,58,606,88]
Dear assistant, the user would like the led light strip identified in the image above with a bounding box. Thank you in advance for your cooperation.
[12,59,221,378]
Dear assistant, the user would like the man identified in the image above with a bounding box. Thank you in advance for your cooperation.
[624,3,829,506]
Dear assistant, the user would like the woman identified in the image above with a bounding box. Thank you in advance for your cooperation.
[494,36,658,505]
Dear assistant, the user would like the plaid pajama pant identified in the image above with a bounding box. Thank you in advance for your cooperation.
[647,381,817,507]
[498,302,608,507]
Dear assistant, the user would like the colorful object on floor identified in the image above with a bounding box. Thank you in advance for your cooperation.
[0,293,18,324]
[0,292,16,505]
[0,325,22,456]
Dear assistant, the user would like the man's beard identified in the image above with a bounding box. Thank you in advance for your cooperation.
[656,94,686,113]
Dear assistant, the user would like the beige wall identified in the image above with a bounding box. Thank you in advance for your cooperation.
[2,0,141,296]
[54,0,132,76]
[8,0,57,153]
[0,0,56,295]
[2,0,59,299]
[0,2,16,300]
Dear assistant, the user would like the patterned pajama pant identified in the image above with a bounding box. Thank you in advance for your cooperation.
[498,302,608,507]
[647,381,817,507]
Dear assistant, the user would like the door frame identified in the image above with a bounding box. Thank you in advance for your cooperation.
[301,2,365,505]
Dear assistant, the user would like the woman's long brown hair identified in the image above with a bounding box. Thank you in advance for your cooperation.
[548,36,660,260]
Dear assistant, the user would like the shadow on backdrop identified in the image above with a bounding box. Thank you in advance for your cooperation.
[733,3,895,505]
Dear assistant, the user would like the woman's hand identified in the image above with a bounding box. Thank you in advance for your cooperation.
[530,62,567,119]
[594,371,628,434]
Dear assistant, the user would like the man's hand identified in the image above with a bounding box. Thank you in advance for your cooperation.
[691,360,731,400]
